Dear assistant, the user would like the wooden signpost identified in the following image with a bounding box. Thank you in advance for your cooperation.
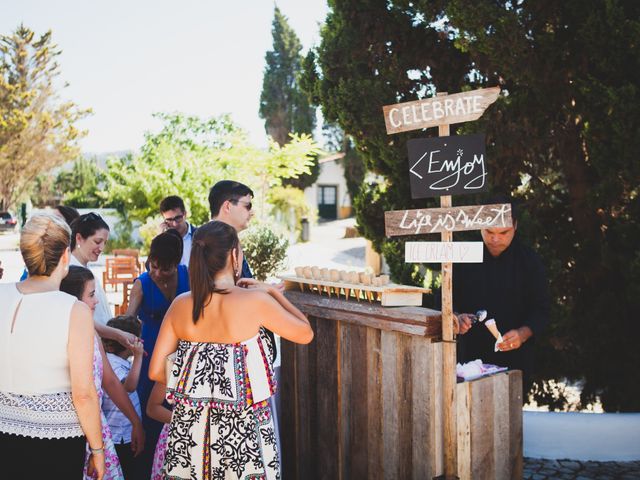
[382,87,500,479]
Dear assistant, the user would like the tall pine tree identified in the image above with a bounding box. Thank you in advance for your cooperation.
[260,6,318,189]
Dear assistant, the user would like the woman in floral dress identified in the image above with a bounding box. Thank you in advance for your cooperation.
[60,266,145,480]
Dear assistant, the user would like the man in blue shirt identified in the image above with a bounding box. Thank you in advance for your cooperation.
[159,195,196,267]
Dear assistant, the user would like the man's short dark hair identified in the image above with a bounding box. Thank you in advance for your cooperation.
[208,180,254,217]
[159,195,186,213]
[486,192,519,223]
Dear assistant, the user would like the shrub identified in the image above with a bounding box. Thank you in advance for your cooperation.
[241,225,289,281]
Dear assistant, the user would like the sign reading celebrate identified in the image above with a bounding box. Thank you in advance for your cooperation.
[385,203,512,237]
[382,86,500,135]
[407,134,487,198]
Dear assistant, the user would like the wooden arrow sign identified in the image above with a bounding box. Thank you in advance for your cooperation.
[382,86,500,135]
[385,203,512,237]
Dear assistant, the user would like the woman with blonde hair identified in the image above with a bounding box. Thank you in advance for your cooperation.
[0,214,105,479]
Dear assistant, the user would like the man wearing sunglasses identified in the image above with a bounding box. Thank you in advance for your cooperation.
[208,179,283,452]
[159,195,196,267]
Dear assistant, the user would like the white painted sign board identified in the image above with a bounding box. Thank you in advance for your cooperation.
[405,241,484,263]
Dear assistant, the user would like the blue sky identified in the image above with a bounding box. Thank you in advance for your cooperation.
[1,0,329,153]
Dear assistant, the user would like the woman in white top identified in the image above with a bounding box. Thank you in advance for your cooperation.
[70,212,136,349]
[0,214,105,479]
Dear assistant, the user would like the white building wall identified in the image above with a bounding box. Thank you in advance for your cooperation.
[304,159,352,220]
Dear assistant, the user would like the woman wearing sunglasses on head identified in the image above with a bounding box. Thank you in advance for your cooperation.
[70,213,137,351]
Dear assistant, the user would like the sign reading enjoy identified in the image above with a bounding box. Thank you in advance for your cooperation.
[385,203,512,237]
[382,86,500,134]
[407,134,487,199]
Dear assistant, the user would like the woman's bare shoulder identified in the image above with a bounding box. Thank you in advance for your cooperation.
[173,291,193,304]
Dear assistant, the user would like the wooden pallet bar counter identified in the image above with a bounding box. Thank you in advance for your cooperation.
[280,289,523,480]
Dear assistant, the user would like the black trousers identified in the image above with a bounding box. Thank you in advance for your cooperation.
[115,442,136,479]
[0,431,85,479]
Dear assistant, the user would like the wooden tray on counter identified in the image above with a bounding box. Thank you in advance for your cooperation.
[278,274,430,307]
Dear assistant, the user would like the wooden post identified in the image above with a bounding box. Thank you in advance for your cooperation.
[438,92,458,479]
[382,86,501,479]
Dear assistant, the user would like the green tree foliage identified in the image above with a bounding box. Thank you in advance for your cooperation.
[306,1,640,411]
[0,25,89,210]
[260,6,319,189]
[103,113,319,230]
[55,157,105,208]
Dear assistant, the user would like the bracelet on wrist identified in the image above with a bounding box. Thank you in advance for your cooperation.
[90,445,105,455]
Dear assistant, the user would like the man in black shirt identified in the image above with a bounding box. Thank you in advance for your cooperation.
[454,200,549,394]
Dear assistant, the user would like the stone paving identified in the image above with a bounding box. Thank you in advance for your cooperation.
[524,458,640,479]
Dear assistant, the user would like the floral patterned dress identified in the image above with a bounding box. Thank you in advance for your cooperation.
[164,328,279,480]
[83,337,123,480]
[151,422,170,479]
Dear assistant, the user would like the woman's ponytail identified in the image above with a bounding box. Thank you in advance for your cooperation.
[188,221,239,323]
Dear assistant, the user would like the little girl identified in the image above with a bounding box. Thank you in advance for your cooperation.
[102,315,145,479]
[60,266,145,480]
[146,382,172,479]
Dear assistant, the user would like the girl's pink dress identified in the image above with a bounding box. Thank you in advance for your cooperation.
[151,423,170,479]
[83,337,124,480]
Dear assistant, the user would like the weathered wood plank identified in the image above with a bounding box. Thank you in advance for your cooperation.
[367,327,383,480]
[295,334,311,480]
[432,341,444,476]
[397,333,413,479]
[381,330,400,479]
[279,336,297,479]
[385,203,513,237]
[285,290,440,337]
[470,376,495,480]
[338,322,351,480]
[284,290,442,337]
[411,336,431,479]
[509,371,524,480]
[457,380,471,480]
[315,316,340,480]
[343,323,369,479]
[493,373,510,479]
[382,86,500,134]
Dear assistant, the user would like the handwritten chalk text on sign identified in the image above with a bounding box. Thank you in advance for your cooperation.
[405,242,484,263]
[382,87,500,134]
[407,134,488,199]
[385,203,512,237]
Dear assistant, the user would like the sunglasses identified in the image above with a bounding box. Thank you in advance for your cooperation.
[80,212,103,223]
[231,199,252,211]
